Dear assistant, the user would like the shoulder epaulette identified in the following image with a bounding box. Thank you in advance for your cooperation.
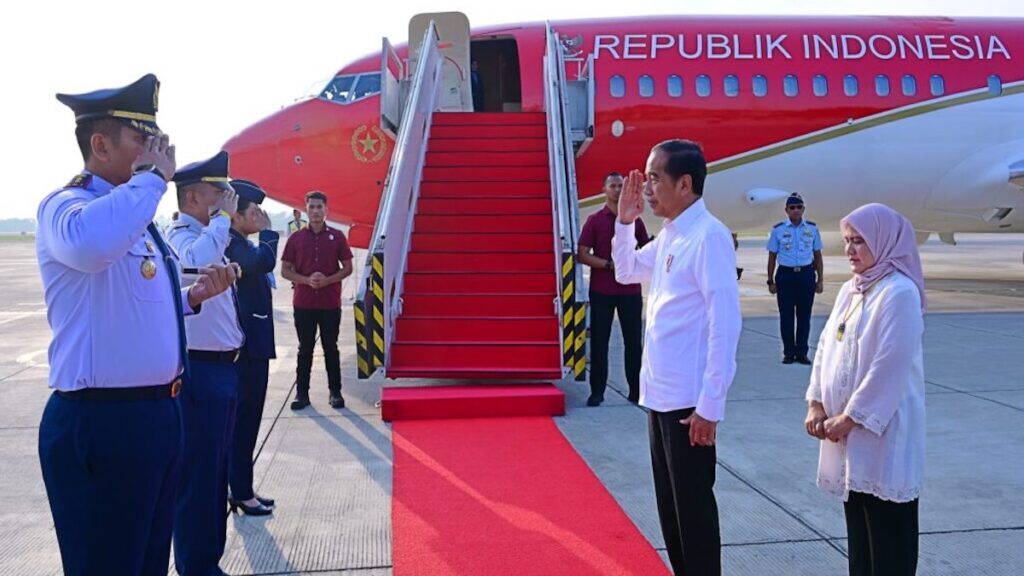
[64,173,92,190]
[172,223,189,230]
[806,221,817,226]
[773,221,785,228]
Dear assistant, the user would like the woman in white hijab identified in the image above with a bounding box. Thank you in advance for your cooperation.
[805,203,926,576]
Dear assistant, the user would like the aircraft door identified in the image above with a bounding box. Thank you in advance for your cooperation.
[409,12,472,112]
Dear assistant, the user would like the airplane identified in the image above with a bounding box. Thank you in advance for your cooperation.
[224,14,1024,252]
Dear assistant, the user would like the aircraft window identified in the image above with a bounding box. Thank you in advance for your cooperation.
[930,75,945,96]
[813,75,828,97]
[724,75,739,97]
[902,75,917,97]
[696,75,711,97]
[988,75,1002,96]
[319,75,356,103]
[352,73,382,101]
[610,75,625,98]
[875,75,891,97]
[784,75,799,97]
[667,75,683,97]
[753,75,767,97]
[844,75,858,97]
[639,75,655,98]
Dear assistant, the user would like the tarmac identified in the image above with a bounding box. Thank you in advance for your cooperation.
[0,233,1021,575]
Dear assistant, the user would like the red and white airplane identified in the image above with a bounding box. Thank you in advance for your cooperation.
[224,15,1024,249]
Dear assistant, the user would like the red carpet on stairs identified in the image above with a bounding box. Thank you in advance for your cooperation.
[392,417,671,575]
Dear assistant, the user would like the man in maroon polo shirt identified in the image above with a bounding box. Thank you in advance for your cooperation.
[281,191,354,410]
[578,172,650,406]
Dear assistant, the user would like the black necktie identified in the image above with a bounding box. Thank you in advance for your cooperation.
[147,223,191,380]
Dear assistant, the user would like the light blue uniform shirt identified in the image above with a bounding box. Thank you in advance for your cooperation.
[168,212,245,351]
[36,171,192,391]
[766,219,823,267]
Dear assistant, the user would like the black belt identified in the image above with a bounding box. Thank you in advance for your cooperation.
[188,349,240,364]
[778,265,812,273]
[57,378,182,401]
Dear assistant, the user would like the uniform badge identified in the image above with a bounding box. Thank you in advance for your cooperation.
[665,254,675,273]
[145,240,155,252]
[141,257,158,280]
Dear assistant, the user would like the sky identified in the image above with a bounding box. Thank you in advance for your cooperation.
[2,0,1021,220]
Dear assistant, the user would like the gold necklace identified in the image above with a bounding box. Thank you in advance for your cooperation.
[836,295,864,342]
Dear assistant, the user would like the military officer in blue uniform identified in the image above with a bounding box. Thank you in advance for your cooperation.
[767,193,824,364]
[225,179,279,517]
[37,74,237,576]
[168,151,245,576]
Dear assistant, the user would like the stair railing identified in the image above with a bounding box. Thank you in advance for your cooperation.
[544,23,587,381]
[354,22,443,378]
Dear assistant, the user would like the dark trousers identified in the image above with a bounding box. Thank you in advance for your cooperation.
[294,307,342,395]
[844,492,919,576]
[775,266,816,358]
[39,392,182,576]
[649,408,721,576]
[229,353,269,501]
[589,291,643,401]
[174,360,239,576]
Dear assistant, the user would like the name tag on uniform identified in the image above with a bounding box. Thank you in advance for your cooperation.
[665,254,674,273]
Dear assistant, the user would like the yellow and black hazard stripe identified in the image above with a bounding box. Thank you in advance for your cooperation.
[573,301,586,381]
[370,252,386,370]
[561,252,576,375]
[353,298,372,379]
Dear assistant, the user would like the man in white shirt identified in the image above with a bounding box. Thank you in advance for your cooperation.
[612,140,742,576]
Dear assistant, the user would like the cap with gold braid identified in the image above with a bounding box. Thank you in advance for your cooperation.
[172,150,231,191]
[56,73,161,136]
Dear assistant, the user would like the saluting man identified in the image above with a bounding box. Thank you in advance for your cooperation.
[767,193,824,365]
[38,74,236,576]
[225,179,279,517]
[168,151,245,575]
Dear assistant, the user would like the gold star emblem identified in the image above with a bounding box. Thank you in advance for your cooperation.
[359,134,379,154]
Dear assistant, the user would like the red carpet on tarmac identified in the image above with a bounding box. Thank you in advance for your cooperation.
[392,416,670,575]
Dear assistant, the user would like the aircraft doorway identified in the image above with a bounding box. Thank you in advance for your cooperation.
[470,38,522,112]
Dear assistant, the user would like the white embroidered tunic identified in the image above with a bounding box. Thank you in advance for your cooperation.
[806,272,925,502]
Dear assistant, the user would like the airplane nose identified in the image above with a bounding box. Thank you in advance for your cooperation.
[223,114,285,192]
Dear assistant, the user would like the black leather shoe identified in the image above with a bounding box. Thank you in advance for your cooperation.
[329,393,345,409]
[797,356,812,365]
[256,495,275,508]
[290,394,310,410]
[586,395,603,407]
[229,499,273,516]
[782,356,795,365]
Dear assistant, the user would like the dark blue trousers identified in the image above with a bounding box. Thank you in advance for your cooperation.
[775,266,816,359]
[39,392,182,576]
[173,360,238,576]
[228,353,269,501]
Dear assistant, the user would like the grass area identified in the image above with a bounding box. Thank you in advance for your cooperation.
[0,234,35,243]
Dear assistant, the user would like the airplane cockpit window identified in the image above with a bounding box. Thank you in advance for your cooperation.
[930,75,945,96]
[784,75,799,97]
[813,75,828,97]
[667,75,683,97]
[320,75,356,103]
[753,75,767,97]
[352,73,382,101]
[902,75,917,97]
[988,75,1002,96]
[875,75,891,97]
[724,75,739,97]
[844,75,858,97]
[696,75,711,97]
[610,75,625,98]
[639,75,655,98]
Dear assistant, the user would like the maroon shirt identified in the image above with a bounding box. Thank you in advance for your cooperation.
[579,205,650,296]
[281,225,354,309]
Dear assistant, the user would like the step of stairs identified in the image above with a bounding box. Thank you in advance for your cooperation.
[380,383,565,421]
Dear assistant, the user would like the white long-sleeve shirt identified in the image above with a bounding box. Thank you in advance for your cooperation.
[612,199,742,420]
[806,272,925,503]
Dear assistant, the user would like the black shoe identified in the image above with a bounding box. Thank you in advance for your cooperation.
[329,393,345,409]
[586,395,603,407]
[229,499,273,516]
[797,356,812,365]
[782,356,795,365]
[256,495,275,508]
[290,394,310,410]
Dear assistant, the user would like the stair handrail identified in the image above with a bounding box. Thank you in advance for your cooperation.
[354,21,443,377]
[553,30,585,298]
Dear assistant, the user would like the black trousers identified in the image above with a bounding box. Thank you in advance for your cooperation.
[844,492,919,576]
[649,408,721,576]
[294,307,342,395]
[775,266,816,358]
[589,291,643,401]
[229,353,269,501]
